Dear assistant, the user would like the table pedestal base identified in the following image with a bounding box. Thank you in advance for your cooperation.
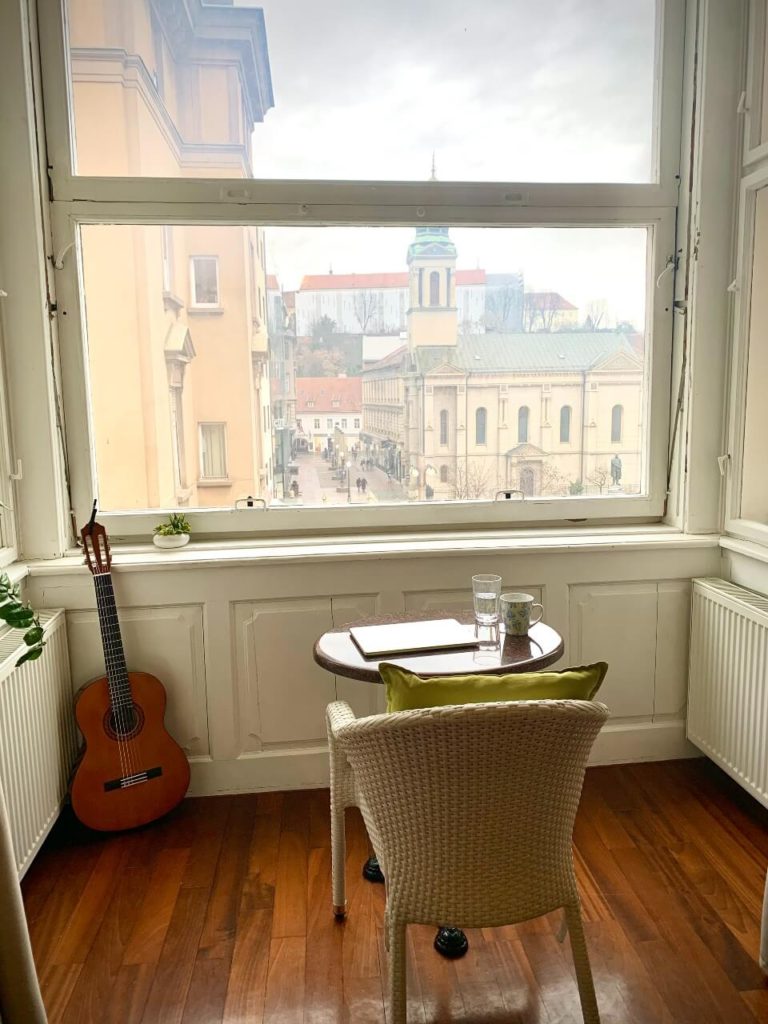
[434,926,469,959]
[362,855,385,883]
[361,858,469,958]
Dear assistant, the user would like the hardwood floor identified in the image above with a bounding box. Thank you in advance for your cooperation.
[22,759,768,1023]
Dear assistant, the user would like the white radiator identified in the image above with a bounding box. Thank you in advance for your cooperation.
[688,578,768,809]
[0,610,75,878]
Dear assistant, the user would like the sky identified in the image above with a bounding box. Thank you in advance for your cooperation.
[254,0,656,327]
[254,0,656,183]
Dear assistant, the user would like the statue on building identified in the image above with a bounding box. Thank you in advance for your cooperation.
[610,454,622,486]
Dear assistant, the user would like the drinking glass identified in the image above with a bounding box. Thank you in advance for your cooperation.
[472,574,502,627]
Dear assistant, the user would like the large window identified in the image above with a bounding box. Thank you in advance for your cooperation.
[41,0,683,536]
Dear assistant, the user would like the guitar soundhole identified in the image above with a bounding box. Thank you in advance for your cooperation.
[103,703,145,740]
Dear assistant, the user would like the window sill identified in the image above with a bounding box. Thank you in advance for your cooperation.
[27,525,719,576]
[197,478,232,488]
[188,306,224,316]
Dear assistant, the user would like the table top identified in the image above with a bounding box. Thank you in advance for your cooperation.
[313,609,564,683]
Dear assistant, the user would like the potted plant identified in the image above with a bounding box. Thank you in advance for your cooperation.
[153,512,192,549]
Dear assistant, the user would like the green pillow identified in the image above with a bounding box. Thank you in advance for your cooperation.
[380,662,608,712]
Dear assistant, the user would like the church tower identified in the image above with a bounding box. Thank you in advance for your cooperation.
[406,226,458,349]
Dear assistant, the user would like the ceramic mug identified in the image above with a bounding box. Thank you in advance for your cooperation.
[500,592,543,636]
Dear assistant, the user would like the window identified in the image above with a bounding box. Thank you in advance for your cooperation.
[518,407,529,443]
[439,410,449,446]
[190,256,220,307]
[42,0,682,535]
[475,407,487,446]
[341,418,347,428]
[611,405,623,444]
[429,271,440,307]
[440,465,449,483]
[199,423,227,480]
[560,405,572,443]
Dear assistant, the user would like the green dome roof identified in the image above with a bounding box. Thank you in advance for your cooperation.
[407,226,457,263]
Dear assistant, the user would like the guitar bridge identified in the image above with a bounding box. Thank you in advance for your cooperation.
[104,765,163,792]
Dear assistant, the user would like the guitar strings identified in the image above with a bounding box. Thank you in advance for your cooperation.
[96,572,137,783]
[96,573,131,783]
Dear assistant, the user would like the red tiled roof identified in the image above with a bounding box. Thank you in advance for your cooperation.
[299,269,486,290]
[296,376,362,413]
[524,291,577,311]
[266,274,280,290]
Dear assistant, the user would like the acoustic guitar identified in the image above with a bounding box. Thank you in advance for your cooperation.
[70,512,190,831]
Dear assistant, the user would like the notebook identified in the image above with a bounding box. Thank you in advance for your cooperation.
[349,618,479,658]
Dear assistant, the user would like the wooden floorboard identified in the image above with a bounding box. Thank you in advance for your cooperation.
[22,760,768,1022]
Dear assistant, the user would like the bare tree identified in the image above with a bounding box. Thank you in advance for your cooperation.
[523,292,561,333]
[587,465,609,494]
[353,290,379,333]
[484,285,520,332]
[539,461,568,497]
[453,459,495,500]
[583,299,608,331]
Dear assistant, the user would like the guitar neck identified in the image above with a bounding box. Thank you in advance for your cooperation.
[93,572,132,710]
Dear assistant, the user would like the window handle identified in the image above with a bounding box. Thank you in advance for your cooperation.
[235,495,267,509]
[495,489,525,502]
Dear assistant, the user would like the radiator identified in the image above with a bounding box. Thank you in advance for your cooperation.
[688,578,768,809]
[0,610,75,878]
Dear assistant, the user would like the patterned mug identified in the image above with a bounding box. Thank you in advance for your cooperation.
[500,592,543,636]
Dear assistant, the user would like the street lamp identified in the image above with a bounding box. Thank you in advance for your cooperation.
[346,459,352,503]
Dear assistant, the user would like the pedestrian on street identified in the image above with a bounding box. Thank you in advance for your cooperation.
[361,477,367,494]
[356,477,361,493]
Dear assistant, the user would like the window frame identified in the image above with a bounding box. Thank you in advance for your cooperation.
[744,0,768,167]
[189,255,220,310]
[198,421,229,482]
[39,0,685,541]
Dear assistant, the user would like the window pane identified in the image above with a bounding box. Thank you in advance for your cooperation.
[77,223,649,512]
[64,0,657,182]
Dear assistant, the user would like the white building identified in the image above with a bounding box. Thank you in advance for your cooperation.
[295,376,362,453]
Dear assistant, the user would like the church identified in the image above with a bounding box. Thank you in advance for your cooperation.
[361,227,645,500]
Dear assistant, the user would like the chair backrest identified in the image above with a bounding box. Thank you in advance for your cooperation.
[336,699,608,927]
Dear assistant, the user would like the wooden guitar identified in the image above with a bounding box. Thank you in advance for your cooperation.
[70,512,190,831]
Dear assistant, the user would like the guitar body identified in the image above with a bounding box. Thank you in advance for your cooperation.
[71,671,190,832]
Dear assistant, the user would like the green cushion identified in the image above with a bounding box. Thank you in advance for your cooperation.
[380,661,608,713]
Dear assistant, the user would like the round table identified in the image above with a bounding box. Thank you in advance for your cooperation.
[314,609,564,959]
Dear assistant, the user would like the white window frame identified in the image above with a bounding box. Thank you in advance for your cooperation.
[39,0,685,540]
[189,255,220,309]
[744,0,768,167]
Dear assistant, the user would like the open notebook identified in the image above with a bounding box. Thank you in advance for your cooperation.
[349,618,479,658]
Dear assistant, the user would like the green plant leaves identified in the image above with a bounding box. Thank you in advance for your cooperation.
[0,571,46,667]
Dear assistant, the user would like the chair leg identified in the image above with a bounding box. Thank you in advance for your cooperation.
[564,902,600,1024]
[387,918,408,1024]
[330,803,347,917]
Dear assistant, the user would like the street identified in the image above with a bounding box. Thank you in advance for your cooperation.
[292,450,408,506]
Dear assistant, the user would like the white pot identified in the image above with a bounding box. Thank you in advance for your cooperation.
[153,533,190,549]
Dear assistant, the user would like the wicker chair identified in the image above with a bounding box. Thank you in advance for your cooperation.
[327,698,608,1024]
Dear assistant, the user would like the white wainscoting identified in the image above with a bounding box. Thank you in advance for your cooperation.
[29,532,721,795]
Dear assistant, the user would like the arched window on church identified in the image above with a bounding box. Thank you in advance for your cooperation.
[518,406,529,443]
[475,407,487,445]
[560,405,572,443]
[439,465,449,483]
[439,409,449,445]
[611,404,623,443]
[429,270,440,307]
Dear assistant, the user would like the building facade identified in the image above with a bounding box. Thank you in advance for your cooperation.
[71,0,275,510]
[295,377,363,455]
[362,228,645,500]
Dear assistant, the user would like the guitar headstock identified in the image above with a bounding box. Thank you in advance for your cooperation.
[81,506,111,576]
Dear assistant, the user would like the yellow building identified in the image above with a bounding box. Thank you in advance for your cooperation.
[363,227,645,499]
[71,0,274,510]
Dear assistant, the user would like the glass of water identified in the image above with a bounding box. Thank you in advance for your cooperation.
[472,574,502,639]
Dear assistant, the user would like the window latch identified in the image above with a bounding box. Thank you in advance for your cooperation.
[737,91,748,115]
[9,460,22,482]
[495,489,525,502]
[717,454,730,477]
[235,495,267,509]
